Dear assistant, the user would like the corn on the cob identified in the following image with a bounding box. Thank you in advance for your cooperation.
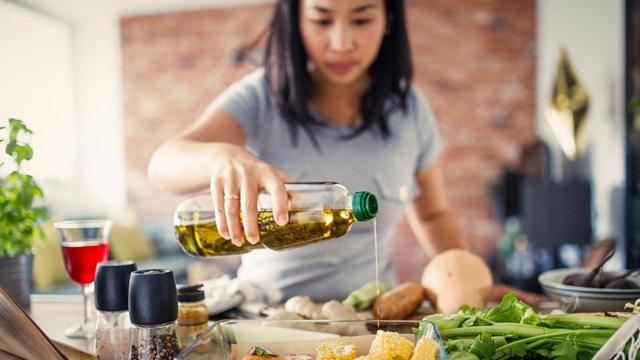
[368,330,414,360]
[410,338,439,360]
[316,340,357,360]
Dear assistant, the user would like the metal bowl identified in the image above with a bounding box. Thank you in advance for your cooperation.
[538,268,640,312]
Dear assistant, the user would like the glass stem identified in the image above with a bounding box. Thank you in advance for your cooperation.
[81,284,90,327]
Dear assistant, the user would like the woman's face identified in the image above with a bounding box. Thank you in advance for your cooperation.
[299,0,387,86]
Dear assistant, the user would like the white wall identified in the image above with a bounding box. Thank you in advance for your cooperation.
[537,0,626,266]
[114,0,274,16]
[3,0,274,218]
[5,0,126,217]
[0,1,75,181]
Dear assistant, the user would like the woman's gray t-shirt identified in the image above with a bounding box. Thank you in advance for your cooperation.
[208,69,443,302]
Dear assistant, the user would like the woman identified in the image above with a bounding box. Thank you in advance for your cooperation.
[149,0,515,302]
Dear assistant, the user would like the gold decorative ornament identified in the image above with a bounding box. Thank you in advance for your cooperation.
[545,48,589,160]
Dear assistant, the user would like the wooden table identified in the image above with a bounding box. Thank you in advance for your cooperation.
[29,294,95,354]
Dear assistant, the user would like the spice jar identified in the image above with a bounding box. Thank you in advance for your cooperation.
[177,284,209,348]
[94,261,137,359]
[128,269,179,360]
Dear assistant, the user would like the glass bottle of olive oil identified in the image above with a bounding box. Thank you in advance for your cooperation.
[174,182,377,257]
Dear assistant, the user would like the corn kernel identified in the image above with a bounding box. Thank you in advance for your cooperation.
[368,330,414,360]
[317,340,357,360]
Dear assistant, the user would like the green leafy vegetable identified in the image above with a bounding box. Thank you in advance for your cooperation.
[0,118,48,257]
[448,352,480,360]
[469,332,496,358]
[342,281,390,311]
[424,292,624,359]
[482,292,537,324]
[249,346,278,357]
[550,341,577,360]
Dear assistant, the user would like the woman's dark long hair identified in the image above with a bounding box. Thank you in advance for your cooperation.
[263,0,413,147]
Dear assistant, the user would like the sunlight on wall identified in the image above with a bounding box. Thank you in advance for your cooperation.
[3,0,127,217]
[0,1,75,180]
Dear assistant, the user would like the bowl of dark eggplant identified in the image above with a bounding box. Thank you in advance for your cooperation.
[538,250,640,312]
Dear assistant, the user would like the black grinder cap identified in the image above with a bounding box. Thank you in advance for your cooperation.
[129,269,178,326]
[95,261,137,312]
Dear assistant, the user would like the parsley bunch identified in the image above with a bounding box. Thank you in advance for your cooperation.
[0,118,48,257]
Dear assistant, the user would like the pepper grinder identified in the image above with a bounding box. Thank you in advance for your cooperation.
[128,269,179,360]
[94,261,137,359]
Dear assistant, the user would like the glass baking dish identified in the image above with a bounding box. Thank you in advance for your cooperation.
[176,319,422,359]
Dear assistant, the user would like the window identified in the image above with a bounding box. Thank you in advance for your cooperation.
[0,1,75,180]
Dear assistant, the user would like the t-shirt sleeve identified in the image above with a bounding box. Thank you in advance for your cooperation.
[205,69,268,140]
[412,88,444,172]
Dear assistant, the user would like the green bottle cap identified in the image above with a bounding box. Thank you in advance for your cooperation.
[352,191,378,221]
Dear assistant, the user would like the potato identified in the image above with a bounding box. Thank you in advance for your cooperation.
[421,249,493,313]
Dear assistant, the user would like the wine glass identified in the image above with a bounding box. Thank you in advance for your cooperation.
[54,219,112,339]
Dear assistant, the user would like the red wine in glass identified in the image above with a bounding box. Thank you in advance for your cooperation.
[61,240,109,285]
[55,219,112,339]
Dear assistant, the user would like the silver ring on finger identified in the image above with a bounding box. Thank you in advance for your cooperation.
[224,194,240,200]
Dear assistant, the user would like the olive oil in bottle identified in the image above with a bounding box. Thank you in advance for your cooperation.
[173,183,377,257]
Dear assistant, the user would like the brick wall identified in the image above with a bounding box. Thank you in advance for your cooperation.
[121,0,536,282]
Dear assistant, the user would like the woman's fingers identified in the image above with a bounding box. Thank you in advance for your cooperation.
[240,175,260,245]
[212,156,291,247]
[210,177,229,240]
[262,172,289,226]
[223,175,244,247]
[274,168,294,183]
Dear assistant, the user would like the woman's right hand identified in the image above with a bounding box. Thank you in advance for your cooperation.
[209,144,292,247]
